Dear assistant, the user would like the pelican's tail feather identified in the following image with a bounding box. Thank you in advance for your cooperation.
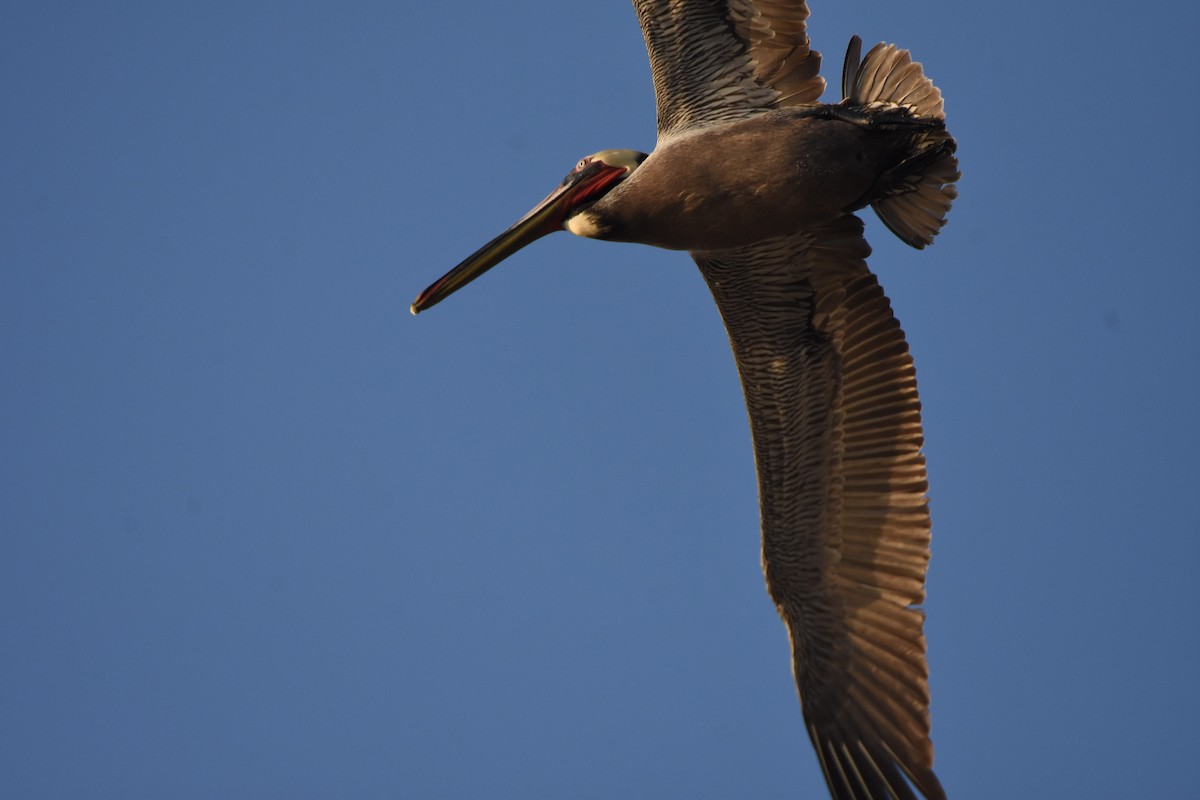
[843,37,960,249]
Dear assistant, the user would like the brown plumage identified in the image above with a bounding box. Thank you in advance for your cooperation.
[696,216,942,799]
[411,2,959,798]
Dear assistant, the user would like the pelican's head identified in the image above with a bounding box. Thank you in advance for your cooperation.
[411,149,647,314]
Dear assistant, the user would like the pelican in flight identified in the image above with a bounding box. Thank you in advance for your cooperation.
[412,2,958,797]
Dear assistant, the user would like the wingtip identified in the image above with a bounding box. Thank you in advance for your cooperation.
[841,35,863,101]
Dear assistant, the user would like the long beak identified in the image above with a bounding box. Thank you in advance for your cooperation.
[410,161,626,314]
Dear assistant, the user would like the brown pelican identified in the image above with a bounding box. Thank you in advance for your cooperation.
[411,2,958,798]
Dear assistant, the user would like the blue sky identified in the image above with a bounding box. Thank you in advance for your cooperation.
[3,2,1198,797]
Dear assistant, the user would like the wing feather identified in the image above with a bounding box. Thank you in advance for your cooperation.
[633,0,825,136]
[693,215,945,800]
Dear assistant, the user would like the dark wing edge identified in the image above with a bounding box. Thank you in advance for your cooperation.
[632,0,825,136]
[694,216,946,800]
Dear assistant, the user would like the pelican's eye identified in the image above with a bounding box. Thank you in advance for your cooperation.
[562,157,594,186]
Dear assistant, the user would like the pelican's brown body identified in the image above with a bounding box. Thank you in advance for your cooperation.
[579,109,931,251]
[412,3,959,799]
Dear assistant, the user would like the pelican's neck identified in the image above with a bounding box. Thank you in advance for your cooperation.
[565,209,609,240]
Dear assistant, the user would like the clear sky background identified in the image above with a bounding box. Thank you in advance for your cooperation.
[3,2,1198,798]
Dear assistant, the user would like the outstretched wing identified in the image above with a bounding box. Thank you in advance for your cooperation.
[633,0,825,136]
[694,215,946,800]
